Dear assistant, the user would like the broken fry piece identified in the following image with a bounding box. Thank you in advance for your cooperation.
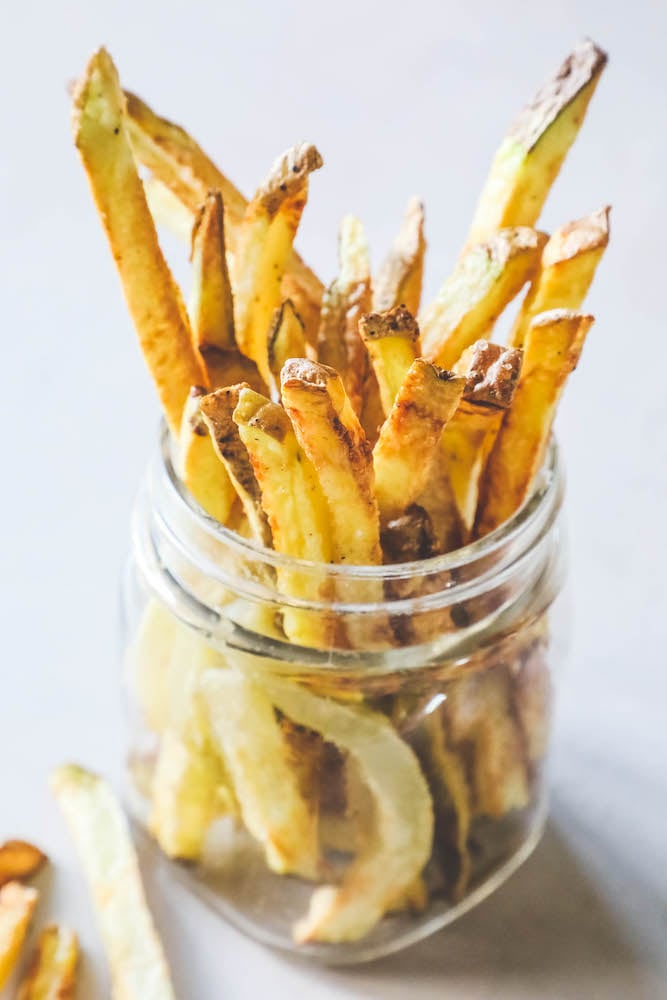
[359,305,420,416]
[374,196,426,315]
[420,227,545,370]
[0,841,47,889]
[373,360,466,524]
[234,144,323,384]
[510,205,610,347]
[51,764,176,1000]
[0,882,38,989]
[16,925,79,1000]
[465,38,608,247]
[475,309,594,535]
[267,299,308,400]
[71,48,206,434]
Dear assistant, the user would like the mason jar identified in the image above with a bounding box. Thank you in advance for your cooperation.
[120,426,568,964]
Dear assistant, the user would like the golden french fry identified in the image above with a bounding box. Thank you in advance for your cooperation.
[510,205,610,348]
[199,385,272,546]
[16,925,78,1000]
[261,676,433,943]
[233,387,333,646]
[51,765,175,1000]
[281,359,381,565]
[373,360,466,524]
[442,340,523,533]
[0,841,46,889]
[124,89,324,339]
[465,38,608,247]
[420,227,546,370]
[359,305,420,416]
[374,196,426,315]
[0,882,38,989]
[317,216,373,417]
[234,144,323,383]
[201,669,320,879]
[71,49,206,435]
[475,309,594,536]
[177,386,238,524]
[266,299,307,400]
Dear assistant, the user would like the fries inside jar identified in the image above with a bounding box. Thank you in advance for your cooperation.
[73,40,610,954]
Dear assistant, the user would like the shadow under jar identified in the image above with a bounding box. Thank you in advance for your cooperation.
[120,427,569,964]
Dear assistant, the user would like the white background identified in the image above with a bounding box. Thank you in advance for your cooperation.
[1,1,666,997]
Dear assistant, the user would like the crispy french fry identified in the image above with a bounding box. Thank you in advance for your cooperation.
[317,216,373,417]
[124,90,324,339]
[16,925,78,1000]
[420,227,546,370]
[475,309,594,536]
[201,670,320,879]
[0,841,46,889]
[233,387,333,646]
[374,196,426,315]
[71,49,206,435]
[267,299,307,400]
[261,676,433,943]
[234,144,323,383]
[359,305,420,416]
[0,882,38,989]
[51,765,176,1000]
[281,359,381,565]
[465,38,608,247]
[199,385,272,546]
[177,386,238,524]
[510,205,610,348]
[373,360,466,524]
[441,340,523,533]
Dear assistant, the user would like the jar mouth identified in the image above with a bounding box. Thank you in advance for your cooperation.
[157,423,564,581]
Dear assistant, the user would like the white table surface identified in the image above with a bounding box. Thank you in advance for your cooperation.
[2,1,666,996]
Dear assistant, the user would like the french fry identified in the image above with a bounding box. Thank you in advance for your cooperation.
[51,764,176,1000]
[143,174,194,243]
[199,385,272,546]
[475,309,594,536]
[441,340,523,533]
[374,196,426,315]
[420,227,546,370]
[16,925,78,1000]
[373,360,466,524]
[0,841,46,889]
[71,48,206,435]
[233,387,333,646]
[0,882,38,989]
[124,89,325,339]
[510,205,610,348]
[281,359,381,565]
[201,669,320,879]
[317,216,373,417]
[234,144,323,384]
[359,305,420,416]
[178,387,238,524]
[465,38,608,247]
[261,676,433,943]
[267,299,307,400]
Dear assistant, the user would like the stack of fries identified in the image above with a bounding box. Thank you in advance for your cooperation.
[71,39,609,945]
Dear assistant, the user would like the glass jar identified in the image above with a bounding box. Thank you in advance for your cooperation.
[121,427,568,964]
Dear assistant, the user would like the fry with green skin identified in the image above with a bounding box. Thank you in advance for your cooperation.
[16,925,79,1000]
[359,306,420,416]
[71,49,206,435]
[267,299,307,399]
[317,216,373,417]
[510,205,610,348]
[374,196,426,315]
[373,360,466,524]
[199,385,272,546]
[420,227,546,370]
[233,387,334,646]
[475,309,594,536]
[51,765,176,1000]
[234,144,323,384]
[0,882,38,989]
[465,38,608,247]
[281,359,381,565]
